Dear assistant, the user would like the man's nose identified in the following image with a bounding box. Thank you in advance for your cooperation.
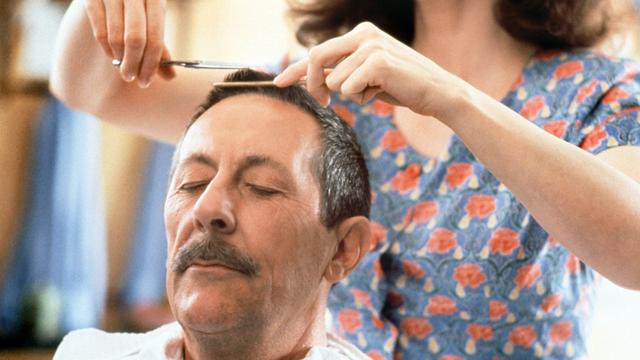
[192,181,237,234]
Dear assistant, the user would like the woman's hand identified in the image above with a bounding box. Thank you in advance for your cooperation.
[83,0,175,87]
[274,22,470,119]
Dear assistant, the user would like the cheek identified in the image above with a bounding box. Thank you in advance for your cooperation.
[247,202,329,283]
[164,195,196,306]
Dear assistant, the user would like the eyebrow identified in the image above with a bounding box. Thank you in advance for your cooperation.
[179,153,216,168]
[234,155,294,189]
[236,155,289,176]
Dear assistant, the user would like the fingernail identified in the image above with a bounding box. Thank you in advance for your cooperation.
[139,79,150,88]
[273,74,282,83]
[124,74,136,82]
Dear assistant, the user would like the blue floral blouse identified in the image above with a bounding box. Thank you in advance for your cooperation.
[320,50,640,360]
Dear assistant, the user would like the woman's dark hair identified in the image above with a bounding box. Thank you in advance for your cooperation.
[288,0,621,49]
[175,69,371,229]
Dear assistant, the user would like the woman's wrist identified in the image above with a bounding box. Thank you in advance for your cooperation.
[429,79,481,130]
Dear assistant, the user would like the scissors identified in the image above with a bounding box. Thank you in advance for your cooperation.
[111,58,252,70]
[111,59,308,87]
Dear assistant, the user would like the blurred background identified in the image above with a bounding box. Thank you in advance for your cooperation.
[0,0,639,359]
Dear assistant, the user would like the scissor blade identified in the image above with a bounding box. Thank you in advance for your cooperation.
[111,59,252,70]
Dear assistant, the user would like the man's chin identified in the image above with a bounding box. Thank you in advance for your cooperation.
[171,282,260,328]
[174,294,262,336]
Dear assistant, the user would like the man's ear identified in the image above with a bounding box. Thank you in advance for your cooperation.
[324,216,371,284]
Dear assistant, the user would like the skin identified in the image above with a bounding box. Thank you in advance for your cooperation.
[50,0,640,290]
[164,94,370,360]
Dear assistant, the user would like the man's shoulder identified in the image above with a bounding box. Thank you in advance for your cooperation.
[53,322,182,360]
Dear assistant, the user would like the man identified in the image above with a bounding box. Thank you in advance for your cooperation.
[53,69,372,360]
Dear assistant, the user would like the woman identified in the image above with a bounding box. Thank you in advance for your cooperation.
[51,0,640,358]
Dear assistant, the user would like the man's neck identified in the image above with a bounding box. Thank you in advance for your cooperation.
[412,0,536,100]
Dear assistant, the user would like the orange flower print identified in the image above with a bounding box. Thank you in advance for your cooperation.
[537,49,563,61]
[369,222,387,251]
[371,315,385,329]
[402,260,426,279]
[426,228,457,254]
[519,96,545,119]
[372,99,394,116]
[367,351,386,360]
[548,235,559,246]
[465,194,496,218]
[439,356,463,360]
[391,163,421,193]
[575,79,598,103]
[566,254,581,274]
[554,60,583,80]
[380,130,407,152]
[467,324,493,341]
[453,264,487,289]
[509,325,538,348]
[514,264,542,289]
[549,321,573,344]
[402,317,433,339]
[351,288,373,309]
[333,104,356,127]
[337,309,362,334]
[541,294,562,313]
[445,163,473,189]
[488,228,520,256]
[427,295,458,315]
[543,120,568,138]
[602,87,630,105]
[580,125,607,151]
[489,300,508,321]
[404,201,438,225]
[511,74,524,90]
[372,258,383,278]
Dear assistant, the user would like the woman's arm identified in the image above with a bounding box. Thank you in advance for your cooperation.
[50,0,222,143]
[446,89,640,289]
[276,22,640,289]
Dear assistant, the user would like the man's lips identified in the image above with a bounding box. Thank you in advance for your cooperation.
[187,260,242,273]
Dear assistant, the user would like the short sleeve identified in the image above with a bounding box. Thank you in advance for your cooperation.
[578,70,640,155]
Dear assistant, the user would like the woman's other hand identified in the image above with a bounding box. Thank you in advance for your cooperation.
[274,22,471,119]
[83,0,175,87]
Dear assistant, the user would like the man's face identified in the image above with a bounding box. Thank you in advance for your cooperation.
[164,94,335,335]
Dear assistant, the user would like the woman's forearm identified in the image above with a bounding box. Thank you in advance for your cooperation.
[443,88,640,289]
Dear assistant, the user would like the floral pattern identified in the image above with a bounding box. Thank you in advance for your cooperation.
[326,50,640,359]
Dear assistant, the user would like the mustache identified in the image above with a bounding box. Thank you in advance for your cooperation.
[170,234,259,277]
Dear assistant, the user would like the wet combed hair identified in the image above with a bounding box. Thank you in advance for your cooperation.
[181,69,370,229]
[287,0,621,49]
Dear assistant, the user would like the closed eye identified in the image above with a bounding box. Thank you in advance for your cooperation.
[179,181,209,192]
[247,184,282,197]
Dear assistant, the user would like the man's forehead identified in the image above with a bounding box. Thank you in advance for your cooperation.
[176,95,321,175]
[183,95,320,153]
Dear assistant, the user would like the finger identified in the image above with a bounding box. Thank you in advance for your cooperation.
[136,0,166,87]
[157,46,176,80]
[306,48,331,105]
[104,0,125,62]
[120,0,147,82]
[324,46,370,92]
[376,92,402,106]
[304,38,353,97]
[361,86,384,104]
[84,0,113,57]
[273,58,308,87]
[341,54,387,97]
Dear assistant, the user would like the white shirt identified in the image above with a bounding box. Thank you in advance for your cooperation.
[53,322,370,360]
